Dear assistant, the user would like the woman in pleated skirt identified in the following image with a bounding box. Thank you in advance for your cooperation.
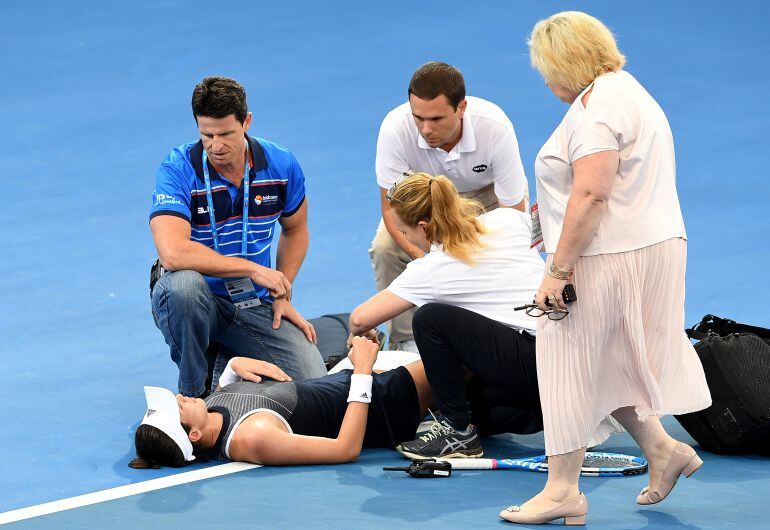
[499,11,711,525]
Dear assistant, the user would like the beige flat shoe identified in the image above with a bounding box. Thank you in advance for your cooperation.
[499,492,588,525]
[637,442,703,505]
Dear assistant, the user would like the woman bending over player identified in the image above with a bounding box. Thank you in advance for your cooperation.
[350,172,545,460]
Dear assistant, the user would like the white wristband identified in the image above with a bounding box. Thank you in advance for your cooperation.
[218,358,241,388]
[347,374,373,404]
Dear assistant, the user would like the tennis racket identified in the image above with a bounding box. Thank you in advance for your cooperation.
[441,452,647,477]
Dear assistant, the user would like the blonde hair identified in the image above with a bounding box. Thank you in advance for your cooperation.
[389,173,486,263]
[528,11,626,93]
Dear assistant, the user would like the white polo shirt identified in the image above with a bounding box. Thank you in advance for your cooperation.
[387,208,544,332]
[376,96,528,206]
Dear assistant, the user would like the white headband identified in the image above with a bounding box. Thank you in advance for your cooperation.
[140,386,195,462]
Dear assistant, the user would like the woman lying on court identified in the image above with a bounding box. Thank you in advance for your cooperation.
[130,336,435,468]
[349,172,546,460]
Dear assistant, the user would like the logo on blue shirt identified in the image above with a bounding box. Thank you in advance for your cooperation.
[154,192,184,207]
[255,194,278,205]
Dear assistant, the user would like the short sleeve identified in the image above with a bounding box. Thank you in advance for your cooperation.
[150,163,192,222]
[375,114,410,189]
[569,100,621,163]
[488,122,528,206]
[282,153,306,216]
[386,259,435,307]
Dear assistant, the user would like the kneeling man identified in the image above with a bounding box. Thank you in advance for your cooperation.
[149,76,326,398]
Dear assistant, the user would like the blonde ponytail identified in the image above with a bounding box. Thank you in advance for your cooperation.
[389,173,486,263]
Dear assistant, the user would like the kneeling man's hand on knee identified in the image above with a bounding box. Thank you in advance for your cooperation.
[271,299,317,343]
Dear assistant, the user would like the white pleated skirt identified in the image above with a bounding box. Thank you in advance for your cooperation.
[537,238,712,456]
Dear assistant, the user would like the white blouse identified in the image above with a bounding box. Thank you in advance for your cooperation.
[387,208,544,333]
[534,70,687,256]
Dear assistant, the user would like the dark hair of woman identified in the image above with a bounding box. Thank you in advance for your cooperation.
[128,424,209,469]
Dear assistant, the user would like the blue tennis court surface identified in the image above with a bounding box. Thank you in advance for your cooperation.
[1,0,768,527]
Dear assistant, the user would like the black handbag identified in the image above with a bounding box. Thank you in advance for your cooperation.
[675,314,770,455]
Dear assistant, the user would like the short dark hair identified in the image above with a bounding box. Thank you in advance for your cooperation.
[408,62,466,109]
[191,76,248,123]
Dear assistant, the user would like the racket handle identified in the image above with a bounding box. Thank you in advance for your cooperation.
[441,458,496,470]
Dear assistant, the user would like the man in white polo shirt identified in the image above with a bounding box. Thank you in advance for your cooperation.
[370,61,529,351]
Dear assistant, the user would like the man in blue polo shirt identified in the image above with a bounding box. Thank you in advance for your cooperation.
[149,76,327,397]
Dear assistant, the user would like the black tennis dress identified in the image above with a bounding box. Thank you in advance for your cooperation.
[203,367,422,461]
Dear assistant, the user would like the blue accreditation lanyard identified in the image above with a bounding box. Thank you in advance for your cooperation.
[201,140,251,257]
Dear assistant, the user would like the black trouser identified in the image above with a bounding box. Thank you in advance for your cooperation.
[412,303,543,436]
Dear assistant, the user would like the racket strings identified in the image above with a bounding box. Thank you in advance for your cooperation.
[582,456,639,469]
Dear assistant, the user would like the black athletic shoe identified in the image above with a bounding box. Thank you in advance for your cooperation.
[397,420,483,459]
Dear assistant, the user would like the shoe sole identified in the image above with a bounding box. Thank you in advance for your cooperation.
[396,446,483,460]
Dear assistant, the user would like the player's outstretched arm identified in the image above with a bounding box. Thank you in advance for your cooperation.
[231,338,379,465]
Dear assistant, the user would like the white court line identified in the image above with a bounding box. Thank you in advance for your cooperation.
[0,462,260,525]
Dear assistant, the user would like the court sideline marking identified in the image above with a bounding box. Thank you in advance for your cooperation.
[0,462,260,525]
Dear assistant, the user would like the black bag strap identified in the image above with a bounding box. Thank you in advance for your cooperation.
[686,314,770,341]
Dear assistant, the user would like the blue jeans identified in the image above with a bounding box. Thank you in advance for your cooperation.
[151,270,327,396]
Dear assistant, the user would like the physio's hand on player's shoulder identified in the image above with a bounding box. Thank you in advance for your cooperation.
[231,357,292,383]
[348,336,379,373]
[271,299,317,343]
[251,265,292,300]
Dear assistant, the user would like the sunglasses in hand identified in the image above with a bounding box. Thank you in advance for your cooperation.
[514,303,569,321]
[514,284,577,321]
